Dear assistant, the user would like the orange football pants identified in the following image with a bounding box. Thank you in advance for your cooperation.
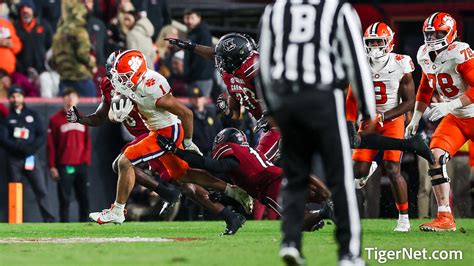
[430,114,474,157]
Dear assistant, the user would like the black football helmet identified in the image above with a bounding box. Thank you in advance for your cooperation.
[105,50,123,79]
[213,128,248,150]
[215,33,256,74]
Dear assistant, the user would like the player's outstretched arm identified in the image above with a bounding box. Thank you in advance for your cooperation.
[383,73,415,121]
[68,96,110,127]
[157,135,239,173]
[165,38,215,61]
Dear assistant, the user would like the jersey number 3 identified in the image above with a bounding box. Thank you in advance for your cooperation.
[374,81,387,104]
[427,73,459,97]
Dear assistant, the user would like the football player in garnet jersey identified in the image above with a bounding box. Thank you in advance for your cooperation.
[406,12,474,232]
[346,22,416,232]
[157,128,334,232]
[86,50,253,226]
[69,52,246,234]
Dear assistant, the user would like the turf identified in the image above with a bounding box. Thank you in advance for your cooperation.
[0,219,472,265]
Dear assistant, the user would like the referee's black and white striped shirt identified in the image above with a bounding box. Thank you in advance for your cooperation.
[258,0,375,119]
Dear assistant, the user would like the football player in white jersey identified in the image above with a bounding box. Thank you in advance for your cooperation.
[346,22,416,232]
[406,12,474,231]
[89,50,253,225]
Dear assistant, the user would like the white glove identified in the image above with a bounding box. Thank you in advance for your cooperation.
[405,110,423,138]
[427,99,462,121]
[110,98,134,122]
[183,138,203,156]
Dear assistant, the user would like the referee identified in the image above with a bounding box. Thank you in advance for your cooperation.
[258,0,375,265]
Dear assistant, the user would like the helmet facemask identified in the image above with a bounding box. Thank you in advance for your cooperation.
[423,30,453,51]
[364,36,392,59]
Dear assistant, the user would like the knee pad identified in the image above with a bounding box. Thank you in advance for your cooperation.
[428,151,450,186]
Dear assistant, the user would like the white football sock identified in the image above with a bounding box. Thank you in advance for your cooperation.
[398,214,409,222]
[113,201,125,213]
[438,205,451,213]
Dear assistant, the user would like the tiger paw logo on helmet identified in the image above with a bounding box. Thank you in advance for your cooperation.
[128,56,143,72]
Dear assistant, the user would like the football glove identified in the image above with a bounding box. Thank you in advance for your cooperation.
[183,138,203,156]
[111,98,133,122]
[157,135,177,153]
[216,94,231,116]
[405,110,423,138]
[254,116,270,133]
[165,38,196,51]
[427,99,462,121]
[67,106,81,123]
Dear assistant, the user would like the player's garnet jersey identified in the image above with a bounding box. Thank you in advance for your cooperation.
[221,51,264,119]
[371,53,414,113]
[417,41,474,118]
[212,141,282,198]
[99,78,148,137]
[129,70,180,130]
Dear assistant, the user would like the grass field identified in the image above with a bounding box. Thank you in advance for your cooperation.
[0,219,472,265]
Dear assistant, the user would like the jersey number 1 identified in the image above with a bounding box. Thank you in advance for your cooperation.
[249,147,273,168]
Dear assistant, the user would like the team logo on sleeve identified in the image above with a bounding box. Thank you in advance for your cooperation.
[128,56,143,72]
[145,78,156,87]
[223,38,236,52]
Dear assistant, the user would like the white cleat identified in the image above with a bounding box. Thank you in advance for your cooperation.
[279,247,306,266]
[89,205,126,225]
[354,177,369,189]
[225,185,254,214]
[394,219,411,232]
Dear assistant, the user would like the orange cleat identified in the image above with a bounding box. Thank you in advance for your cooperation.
[419,212,456,232]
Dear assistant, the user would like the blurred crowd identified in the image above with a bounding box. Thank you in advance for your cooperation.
[0,0,220,99]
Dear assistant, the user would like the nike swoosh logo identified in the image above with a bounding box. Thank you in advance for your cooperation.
[388,70,396,74]
[441,61,447,64]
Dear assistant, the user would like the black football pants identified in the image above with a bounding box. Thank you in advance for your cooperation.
[273,89,361,259]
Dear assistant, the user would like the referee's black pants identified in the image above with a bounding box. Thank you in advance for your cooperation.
[274,89,361,259]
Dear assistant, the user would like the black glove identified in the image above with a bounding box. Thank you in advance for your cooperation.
[347,121,361,149]
[157,135,177,153]
[254,116,269,133]
[67,106,81,123]
[216,94,231,116]
[165,38,196,51]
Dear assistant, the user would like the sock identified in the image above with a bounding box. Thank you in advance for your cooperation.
[398,214,409,221]
[219,207,235,224]
[113,201,125,213]
[438,204,451,213]
[155,183,179,202]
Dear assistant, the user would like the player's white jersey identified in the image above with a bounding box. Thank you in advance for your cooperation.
[417,41,474,118]
[371,53,415,113]
[130,70,180,130]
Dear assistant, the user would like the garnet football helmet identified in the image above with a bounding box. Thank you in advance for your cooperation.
[363,22,394,59]
[110,49,147,92]
[423,12,457,51]
[213,128,248,151]
[215,33,255,74]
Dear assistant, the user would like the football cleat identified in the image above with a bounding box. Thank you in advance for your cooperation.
[222,212,246,236]
[393,219,411,232]
[419,212,456,232]
[224,185,254,214]
[354,162,377,189]
[89,205,126,225]
[280,247,306,266]
[159,193,182,216]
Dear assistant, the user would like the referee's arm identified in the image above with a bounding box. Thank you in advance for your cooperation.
[336,3,376,120]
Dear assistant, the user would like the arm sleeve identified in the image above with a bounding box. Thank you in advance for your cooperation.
[403,56,415,74]
[336,3,375,120]
[345,84,358,122]
[47,120,56,168]
[456,59,474,102]
[175,149,239,173]
[415,71,434,105]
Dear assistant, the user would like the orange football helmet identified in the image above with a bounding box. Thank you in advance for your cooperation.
[423,12,457,51]
[110,50,148,91]
[363,22,394,59]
